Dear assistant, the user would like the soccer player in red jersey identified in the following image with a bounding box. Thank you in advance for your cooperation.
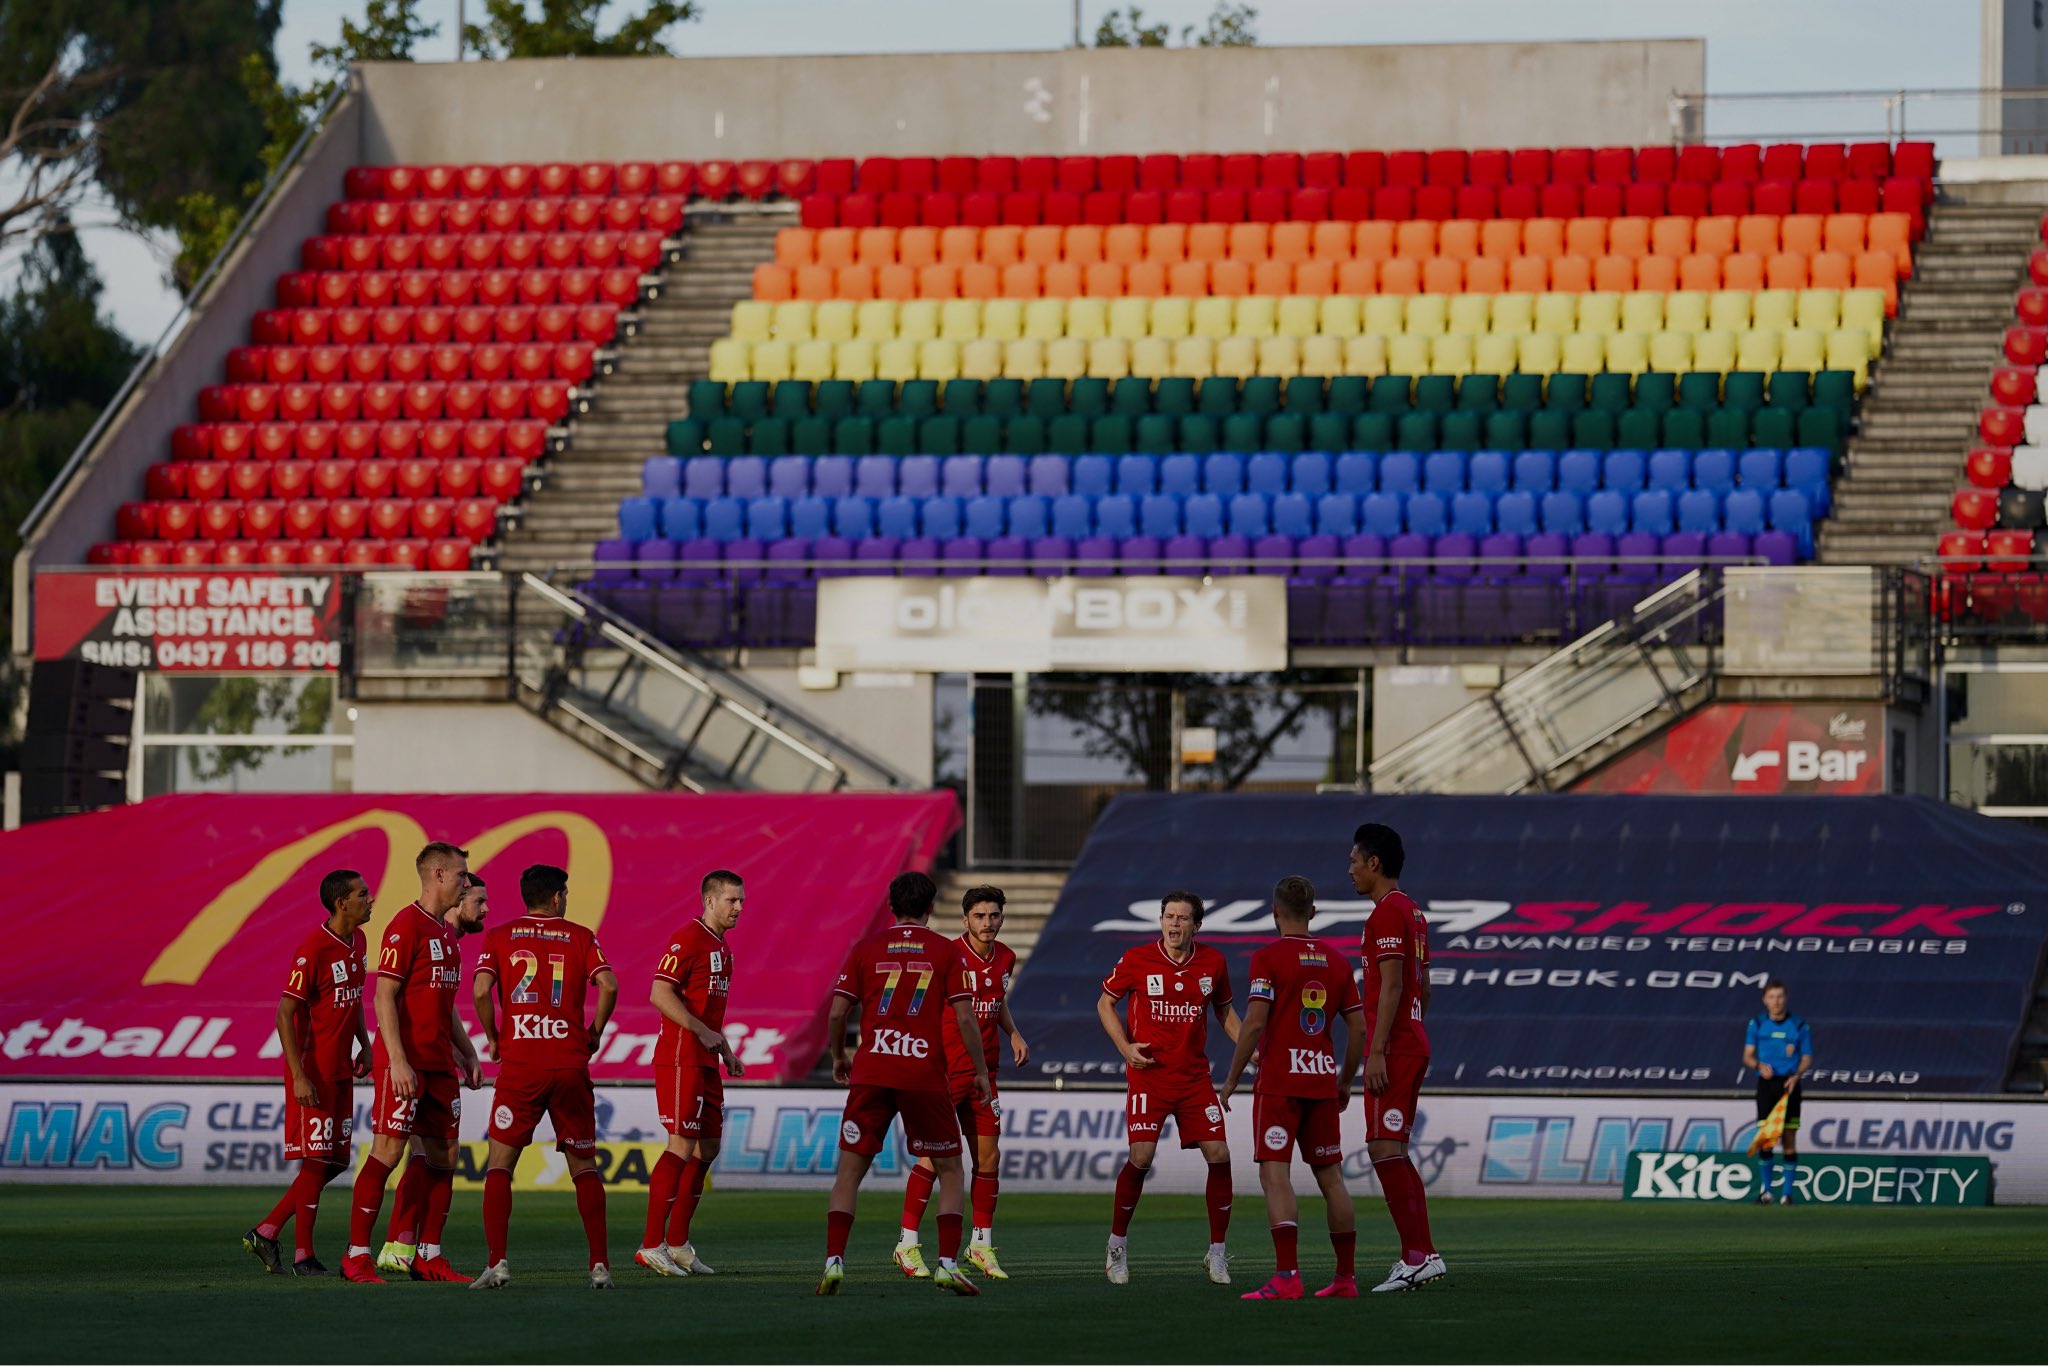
[243,869,373,1277]
[342,841,484,1284]
[896,884,1030,1282]
[378,872,490,1278]
[1349,821,1446,1292]
[636,869,747,1279]
[1220,876,1367,1300]
[1096,890,1241,1287]
[817,870,990,1298]
[468,864,620,1290]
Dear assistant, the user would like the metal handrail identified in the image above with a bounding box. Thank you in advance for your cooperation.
[17,80,353,540]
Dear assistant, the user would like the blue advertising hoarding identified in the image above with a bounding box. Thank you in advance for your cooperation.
[1008,795,2048,1094]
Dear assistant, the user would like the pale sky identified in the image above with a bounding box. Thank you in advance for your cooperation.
[55,0,1984,346]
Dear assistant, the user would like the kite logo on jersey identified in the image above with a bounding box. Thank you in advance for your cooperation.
[513,1015,571,1041]
[842,1119,862,1145]
[1289,1048,1338,1075]
[868,1028,931,1059]
[1299,983,1329,1036]
[1146,974,1164,996]
[1263,1125,1287,1150]
[1382,1107,1406,1133]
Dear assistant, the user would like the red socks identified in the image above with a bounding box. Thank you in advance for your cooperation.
[1110,1160,1146,1237]
[258,1181,297,1239]
[937,1212,964,1261]
[348,1155,393,1249]
[483,1167,513,1265]
[645,1151,684,1247]
[1374,1154,1437,1263]
[421,1163,454,1247]
[1205,1160,1232,1243]
[970,1172,999,1232]
[1270,1220,1299,1275]
[825,1208,854,1259]
[388,1157,429,1244]
[293,1162,340,1261]
[666,1157,709,1247]
[902,1163,937,1232]
[1332,1229,1357,1278]
[574,1168,609,1269]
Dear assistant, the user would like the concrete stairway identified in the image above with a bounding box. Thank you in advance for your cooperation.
[936,868,1070,974]
[494,206,792,576]
[1818,201,2038,566]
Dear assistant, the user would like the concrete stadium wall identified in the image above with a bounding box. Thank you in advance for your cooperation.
[349,700,646,792]
[357,39,1702,165]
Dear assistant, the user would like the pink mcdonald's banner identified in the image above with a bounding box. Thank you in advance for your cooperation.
[0,792,960,1084]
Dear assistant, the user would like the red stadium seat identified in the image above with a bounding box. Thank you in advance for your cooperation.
[227,462,268,500]
[242,500,285,541]
[276,384,319,424]
[200,499,243,541]
[421,421,462,460]
[1991,366,2038,407]
[256,539,299,565]
[384,538,430,568]
[342,539,384,567]
[427,538,473,571]
[115,502,158,540]
[327,499,370,539]
[157,502,200,542]
[454,497,497,541]
[311,460,355,500]
[505,421,547,461]
[1952,489,1999,531]
[2021,289,2048,327]
[215,540,259,565]
[1966,447,2013,489]
[2006,328,2048,366]
[296,539,341,565]
[1981,407,2026,446]
[211,425,253,462]
[386,345,428,384]
[480,458,524,503]
[368,498,413,540]
[271,460,313,500]
[336,422,379,461]
[172,424,213,461]
[654,161,695,196]
[411,497,455,539]
[186,462,229,501]
[145,464,187,500]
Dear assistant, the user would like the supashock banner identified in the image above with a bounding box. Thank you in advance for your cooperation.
[1007,794,2048,1094]
[0,792,958,1083]
[33,570,346,671]
[1577,704,1888,794]
[1621,1150,1991,1205]
[5,1085,2041,1203]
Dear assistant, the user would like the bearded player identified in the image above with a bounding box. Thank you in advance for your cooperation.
[1348,821,1446,1292]
[342,842,484,1284]
[896,884,1030,1282]
[1096,890,1240,1287]
[1220,876,1366,1300]
[817,870,990,1297]
[469,864,620,1291]
[243,869,373,1276]
[637,869,748,1279]
[378,873,490,1278]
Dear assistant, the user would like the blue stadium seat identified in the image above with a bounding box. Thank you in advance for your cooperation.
[1586,489,1629,537]
[1512,450,1555,490]
[704,496,746,542]
[1074,455,1114,498]
[1315,492,1358,536]
[986,455,1028,497]
[1139,493,1180,539]
[1631,488,1674,535]
[1009,494,1050,539]
[1228,492,1270,537]
[1738,449,1783,489]
[659,496,701,540]
[1160,454,1201,496]
[1784,448,1830,514]
[1273,492,1314,539]
[1292,452,1332,494]
[1693,448,1736,493]
[1378,452,1421,495]
[1113,454,1154,495]
[1468,450,1510,494]
[1247,453,1289,496]
[1450,490,1493,536]
[1051,494,1093,540]
[812,456,853,498]
[1424,451,1465,492]
[1495,488,1538,537]
[1028,455,1070,497]
[899,456,940,498]
[1557,450,1600,494]
[1647,449,1691,491]
[877,495,919,539]
[1362,491,1404,537]
[1769,488,1812,535]
[943,455,985,498]
[1676,488,1721,534]
[1185,492,1226,539]
[966,495,1006,540]
[1540,489,1585,535]
[769,456,810,498]
[855,456,896,498]
[619,496,659,542]
[746,496,788,541]
[1204,452,1245,494]
[1407,490,1449,536]
[726,457,768,500]
[790,495,831,540]
[1333,454,1374,494]
[1723,488,1766,536]
[643,457,682,500]
[921,495,963,539]
[685,457,725,499]
[1603,449,1645,490]
[1096,493,1137,539]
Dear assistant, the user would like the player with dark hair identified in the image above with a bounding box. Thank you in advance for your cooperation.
[1220,875,1366,1300]
[897,884,1030,1281]
[1743,979,1814,1205]
[1096,889,1241,1287]
[469,864,620,1290]
[1348,822,1446,1292]
[343,842,483,1284]
[637,869,747,1278]
[243,869,373,1276]
[817,870,990,1297]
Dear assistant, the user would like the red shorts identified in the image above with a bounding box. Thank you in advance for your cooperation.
[487,1064,596,1153]
[282,1076,353,1162]
[372,1067,461,1141]
[839,1084,961,1158]
[948,1075,1001,1139]
[1125,1075,1226,1148]
[655,1064,725,1144]
[1253,1092,1344,1167]
[1364,1053,1429,1143]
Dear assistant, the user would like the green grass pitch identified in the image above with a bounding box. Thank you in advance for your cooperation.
[1,1187,2039,1362]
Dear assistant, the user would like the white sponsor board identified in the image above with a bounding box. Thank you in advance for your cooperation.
[4,1083,2043,1203]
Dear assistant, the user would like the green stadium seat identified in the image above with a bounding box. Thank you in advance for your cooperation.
[833,415,874,455]
[747,417,789,457]
[1750,406,1796,450]
[1440,410,1483,452]
[1588,372,1633,414]
[1265,412,1306,454]
[1026,378,1068,420]
[1484,409,1528,451]
[920,415,961,455]
[665,418,706,455]
[856,380,898,420]
[1812,370,1856,410]
[1723,371,1766,412]
[900,379,940,421]
[941,379,982,417]
[1767,371,1811,410]
[1798,406,1843,454]
[1221,411,1264,453]
[1239,375,1282,416]
[1457,374,1500,412]
[1004,414,1046,454]
[1153,376,1196,417]
[1662,408,1706,450]
[1570,409,1616,450]
[707,417,747,456]
[1111,377,1154,417]
[1615,407,1660,451]
[1091,413,1132,454]
[1633,372,1677,414]
[1352,412,1394,452]
[877,414,917,456]
[1412,375,1457,414]
[1527,410,1571,451]
[963,414,1003,453]
[1048,412,1089,455]
[1369,375,1412,415]
[1135,413,1176,454]
[791,416,831,456]
[1178,413,1218,454]
[771,381,812,421]
[813,380,855,422]
[729,381,771,423]
[1397,411,1439,450]
[687,380,726,419]
[1284,376,1326,415]
[1705,406,1750,449]
[1499,373,1545,414]
[1308,411,1349,453]
[1675,372,1721,412]
[1326,375,1370,416]
[1545,374,1590,413]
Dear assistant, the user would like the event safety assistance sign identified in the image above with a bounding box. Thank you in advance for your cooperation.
[1622,1150,1992,1205]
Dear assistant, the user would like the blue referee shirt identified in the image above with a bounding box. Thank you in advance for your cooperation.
[1746,1011,1812,1078]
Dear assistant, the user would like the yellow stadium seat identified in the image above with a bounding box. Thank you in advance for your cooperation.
[1387,334,1431,375]
[1605,330,1649,376]
[1577,292,1622,335]
[873,338,918,382]
[1647,330,1693,373]
[1172,336,1215,379]
[1301,334,1345,378]
[960,338,1003,381]
[981,298,1024,342]
[1664,291,1709,334]
[814,300,857,343]
[1707,291,1752,333]
[1276,295,1321,338]
[1087,337,1131,380]
[1532,293,1578,336]
[1236,296,1278,339]
[750,340,793,383]
[1692,330,1737,374]
[1342,333,1389,377]
[1192,298,1236,339]
[1253,335,1298,378]
[1795,288,1840,332]
[1516,331,1561,376]
[939,299,982,342]
[770,300,814,342]
[917,339,960,382]
[1130,337,1173,379]
[1752,290,1797,333]
[1559,332,1605,375]
[1405,294,1449,338]
[1000,338,1044,381]
[833,338,876,382]
[1620,292,1665,334]
[1824,328,1870,385]
[1490,293,1536,336]
[1429,332,1474,377]
[730,301,773,343]
[897,300,941,343]
[1780,328,1824,374]
[1044,337,1087,380]
[1067,297,1109,342]
[1214,335,1257,379]
[1149,296,1193,341]
[1023,299,1066,341]
[1735,329,1782,372]
[1474,332,1519,375]
[1320,296,1363,338]
[1841,291,1886,356]
[707,338,751,384]
[792,339,835,383]
[855,300,898,340]
[1109,298,1151,340]
[1446,294,1492,337]
[1362,296,1406,339]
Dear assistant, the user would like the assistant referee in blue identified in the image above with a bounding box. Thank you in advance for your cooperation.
[1742,979,1814,1205]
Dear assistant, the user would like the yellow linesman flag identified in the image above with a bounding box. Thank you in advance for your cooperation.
[1749,1090,1791,1156]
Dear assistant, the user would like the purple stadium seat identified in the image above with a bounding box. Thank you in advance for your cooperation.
[942,535,984,576]
[1029,535,1074,572]
[1122,534,1164,572]
[1706,530,1751,562]
[765,537,811,582]
[900,535,941,569]
[1075,534,1118,575]
[594,537,634,582]
[1209,533,1252,571]
[986,535,1029,575]
[1161,534,1204,572]
[1433,531,1478,581]
[1753,530,1798,565]
[1340,532,1387,577]
[1479,531,1523,576]
[1615,530,1660,581]
[724,536,765,583]
[812,534,854,575]
[636,537,679,580]
[1253,532,1295,573]
[1295,532,1340,580]
[854,536,900,574]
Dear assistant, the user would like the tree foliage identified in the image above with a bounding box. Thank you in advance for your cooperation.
[463,0,701,59]
[1094,2,1257,48]
[186,676,332,780]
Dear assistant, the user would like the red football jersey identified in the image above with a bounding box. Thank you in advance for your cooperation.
[1248,935,1362,1099]
[282,923,366,1079]
[373,902,464,1074]
[833,921,970,1091]
[1101,940,1233,1082]
[475,915,611,1069]
[1360,889,1431,1057]
[943,937,1016,1084]
[653,918,734,1068]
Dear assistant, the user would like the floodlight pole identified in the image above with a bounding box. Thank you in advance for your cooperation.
[456,0,465,59]
[1073,0,1082,48]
